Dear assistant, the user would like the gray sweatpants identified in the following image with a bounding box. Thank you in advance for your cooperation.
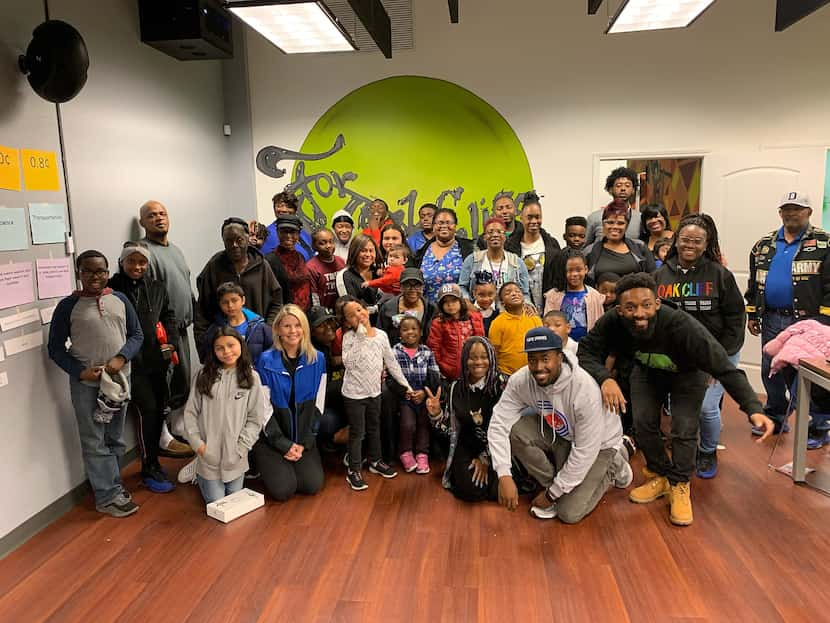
[510,415,616,524]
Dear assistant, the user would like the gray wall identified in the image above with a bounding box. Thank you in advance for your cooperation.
[0,0,255,540]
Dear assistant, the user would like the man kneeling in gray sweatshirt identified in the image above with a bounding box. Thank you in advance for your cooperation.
[488,327,632,523]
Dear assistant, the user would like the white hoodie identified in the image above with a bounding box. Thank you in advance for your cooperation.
[488,351,622,499]
[331,209,354,261]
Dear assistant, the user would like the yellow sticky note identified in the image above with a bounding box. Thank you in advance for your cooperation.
[0,145,21,191]
[21,149,60,191]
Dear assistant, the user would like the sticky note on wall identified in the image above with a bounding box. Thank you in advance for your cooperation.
[21,149,60,191]
[0,146,21,191]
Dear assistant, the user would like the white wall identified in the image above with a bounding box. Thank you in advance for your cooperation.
[246,0,830,388]
[0,0,253,541]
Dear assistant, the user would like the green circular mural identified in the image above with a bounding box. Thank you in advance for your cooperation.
[283,75,533,238]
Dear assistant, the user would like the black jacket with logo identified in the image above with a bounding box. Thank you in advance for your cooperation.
[578,303,763,419]
[745,224,830,323]
[654,256,745,355]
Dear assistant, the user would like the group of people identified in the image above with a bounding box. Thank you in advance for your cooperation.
[46,167,830,528]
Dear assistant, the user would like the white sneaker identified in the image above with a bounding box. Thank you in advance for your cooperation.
[530,502,557,520]
[177,458,198,484]
[612,447,633,488]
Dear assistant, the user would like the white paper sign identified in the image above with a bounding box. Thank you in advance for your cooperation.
[0,372,8,388]
[0,308,41,331]
[0,344,4,361]
[4,329,43,356]
[40,305,56,325]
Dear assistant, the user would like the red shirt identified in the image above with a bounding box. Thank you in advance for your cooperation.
[365,264,403,295]
[307,255,346,310]
[363,217,395,246]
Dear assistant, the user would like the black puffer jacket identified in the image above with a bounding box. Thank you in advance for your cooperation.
[108,272,178,374]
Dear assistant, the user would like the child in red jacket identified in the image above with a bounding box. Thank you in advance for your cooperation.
[426,283,484,381]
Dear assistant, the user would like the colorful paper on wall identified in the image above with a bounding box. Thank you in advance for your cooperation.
[36,258,73,300]
[0,145,21,191]
[29,203,67,244]
[21,149,60,191]
[0,207,29,251]
[0,262,35,310]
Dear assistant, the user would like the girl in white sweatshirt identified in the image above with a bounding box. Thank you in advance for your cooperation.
[339,296,413,491]
[184,327,263,504]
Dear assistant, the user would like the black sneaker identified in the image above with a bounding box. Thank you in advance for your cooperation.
[695,450,718,479]
[346,469,368,491]
[96,495,139,518]
[369,459,398,478]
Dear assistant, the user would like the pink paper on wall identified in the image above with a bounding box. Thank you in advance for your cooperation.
[0,262,35,310]
[36,258,73,300]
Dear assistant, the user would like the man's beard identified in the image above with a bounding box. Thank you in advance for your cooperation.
[622,316,657,340]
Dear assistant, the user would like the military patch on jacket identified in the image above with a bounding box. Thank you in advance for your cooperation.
[792,260,821,275]
[756,269,768,285]
[470,408,483,426]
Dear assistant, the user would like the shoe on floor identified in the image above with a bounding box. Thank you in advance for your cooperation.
[807,432,830,450]
[629,475,670,504]
[142,465,175,493]
[612,447,633,488]
[158,438,195,458]
[177,458,198,484]
[399,451,417,473]
[642,465,659,480]
[622,434,636,459]
[343,452,368,469]
[369,459,397,478]
[346,469,368,491]
[415,453,430,474]
[751,420,789,436]
[695,450,718,479]
[96,495,139,518]
[669,481,693,526]
[530,502,557,520]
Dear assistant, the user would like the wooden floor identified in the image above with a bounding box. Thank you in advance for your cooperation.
[2,399,830,623]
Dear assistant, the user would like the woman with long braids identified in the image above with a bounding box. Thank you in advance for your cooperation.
[654,213,744,479]
[424,337,508,502]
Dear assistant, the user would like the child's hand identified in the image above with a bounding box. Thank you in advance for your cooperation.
[104,355,126,375]
[424,386,442,417]
[522,302,537,317]
[80,367,103,382]
[196,443,206,457]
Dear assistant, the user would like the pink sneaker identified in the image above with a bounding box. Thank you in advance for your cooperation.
[400,451,417,473]
[415,453,430,474]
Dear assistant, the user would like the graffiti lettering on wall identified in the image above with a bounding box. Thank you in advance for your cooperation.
[256,135,529,239]
[255,75,534,239]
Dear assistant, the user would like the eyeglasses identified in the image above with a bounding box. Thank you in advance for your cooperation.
[486,230,505,237]
[80,269,109,278]
[434,220,456,228]
[677,236,705,246]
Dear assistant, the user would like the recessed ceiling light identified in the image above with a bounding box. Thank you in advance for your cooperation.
[607,0,717,34]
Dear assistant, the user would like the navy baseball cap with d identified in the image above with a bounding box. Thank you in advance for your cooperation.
[524,327,563,353]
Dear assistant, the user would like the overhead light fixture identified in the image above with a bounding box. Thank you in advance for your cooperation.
[226,1,357,54]
[606,0,716,34]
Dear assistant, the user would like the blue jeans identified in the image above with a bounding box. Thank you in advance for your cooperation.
[197,474,244,504]
[699,351,741,453]
[69,379,127,506]
[761,311,797,423]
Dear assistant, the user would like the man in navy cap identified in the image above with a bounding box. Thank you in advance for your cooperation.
[488,326,631,524]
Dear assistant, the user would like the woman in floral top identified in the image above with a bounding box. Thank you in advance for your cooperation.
[410,208,475,303]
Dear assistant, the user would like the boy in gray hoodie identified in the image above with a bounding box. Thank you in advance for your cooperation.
[488,327,631,523]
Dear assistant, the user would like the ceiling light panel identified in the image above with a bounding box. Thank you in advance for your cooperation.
[607,0,716,34]
[228,2,357,53]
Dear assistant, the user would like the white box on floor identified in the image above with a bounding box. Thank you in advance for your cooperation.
[206,488,264,523]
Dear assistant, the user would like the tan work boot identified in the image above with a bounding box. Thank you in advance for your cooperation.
[669,481,693,526]
[642,465,658,479]
[629,475,670,504]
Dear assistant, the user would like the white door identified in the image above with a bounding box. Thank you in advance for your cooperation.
[700,147,827,391]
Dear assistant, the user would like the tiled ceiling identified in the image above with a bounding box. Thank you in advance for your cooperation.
[326,0,414,53]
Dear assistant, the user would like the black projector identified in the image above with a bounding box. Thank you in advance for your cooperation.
[139,0,233,60]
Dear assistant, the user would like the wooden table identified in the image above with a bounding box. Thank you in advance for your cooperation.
[792,358,830,489]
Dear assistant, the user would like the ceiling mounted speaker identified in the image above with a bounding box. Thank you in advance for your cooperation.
[18,20,89,104]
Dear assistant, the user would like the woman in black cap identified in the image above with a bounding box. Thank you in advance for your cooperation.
[375,267,437,346]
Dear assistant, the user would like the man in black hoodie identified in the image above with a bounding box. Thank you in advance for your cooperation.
[578,273,774,526]
[194,218,283,350]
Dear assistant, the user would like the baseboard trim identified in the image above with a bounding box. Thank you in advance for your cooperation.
[0,448,139,560]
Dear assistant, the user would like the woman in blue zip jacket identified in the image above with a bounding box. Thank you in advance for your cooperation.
[253,304,327,501]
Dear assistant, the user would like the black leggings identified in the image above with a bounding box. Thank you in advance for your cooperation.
[253,439,324,502]
[130,372,169,471]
